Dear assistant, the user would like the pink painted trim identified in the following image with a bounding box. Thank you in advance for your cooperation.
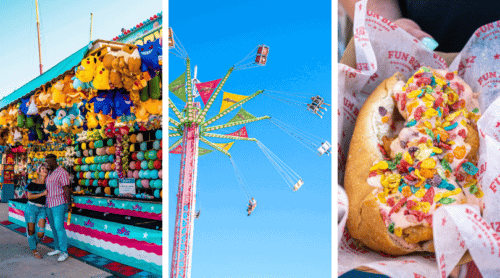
[9,207,25,217]
[66,224,162,256]
[9,207,161,256]
[74,203,162,221]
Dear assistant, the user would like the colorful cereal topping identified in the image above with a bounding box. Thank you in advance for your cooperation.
[379,106,388,116]
[369,66,483,241]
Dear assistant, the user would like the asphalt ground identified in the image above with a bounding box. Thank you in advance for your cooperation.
[0,202,113,278]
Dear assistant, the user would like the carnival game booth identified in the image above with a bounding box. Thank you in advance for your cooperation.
[0,147,29,202]
[4,36,162,275]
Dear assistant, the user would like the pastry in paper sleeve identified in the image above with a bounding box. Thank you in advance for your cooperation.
[344,66,483,255]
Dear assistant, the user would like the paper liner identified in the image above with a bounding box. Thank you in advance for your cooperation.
[338,0,500,277]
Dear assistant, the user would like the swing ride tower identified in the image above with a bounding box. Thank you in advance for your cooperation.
[169,58,270,278]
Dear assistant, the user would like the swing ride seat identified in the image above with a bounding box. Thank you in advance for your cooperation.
[255,55,267,65]
[255,45,269,66]
[317,142,331,156]
[257,45,269,56]
[292,179,304,192]
[168,27,175,49]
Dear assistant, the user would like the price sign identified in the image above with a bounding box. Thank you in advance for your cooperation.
[119,178,136,195]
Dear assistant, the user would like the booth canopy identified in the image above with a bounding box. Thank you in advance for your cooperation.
[0,44,90,110]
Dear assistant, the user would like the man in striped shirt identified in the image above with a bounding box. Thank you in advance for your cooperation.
[44,154,72,262]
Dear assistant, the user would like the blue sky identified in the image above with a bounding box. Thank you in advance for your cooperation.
[0,0,162,98]
[169,0,332,277]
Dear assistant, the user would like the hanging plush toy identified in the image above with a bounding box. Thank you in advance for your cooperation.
[50,80,66,107]
[128,47,142,74]
[143,98,162,115]
[85,102,99,129]
[12,129,23,143]
[20,97,31,115]
[17,109,26,128]
[103,53,116,70]
[75,56,97,83]
[92,61,111,90]
[64,75,83,106]
[97,112,113,127]
[72,75,91,92]
[35,115,45,142]
[37,85,52,108]
[54,108,68,131]
[112,89,132,119]
[27,96,39,115]
[0,111,7,127]
[138,39,162,79]
[67,103,84,133]
[89,91,114,115]
[133,103,150,122]
[0,129,7,145]
[41,109,58,134]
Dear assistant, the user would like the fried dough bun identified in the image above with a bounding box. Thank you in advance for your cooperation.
[344,67,482,255]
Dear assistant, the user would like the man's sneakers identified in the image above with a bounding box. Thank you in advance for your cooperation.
[57,252,69,262]
[47,250,61,256]
[47,250,69,262]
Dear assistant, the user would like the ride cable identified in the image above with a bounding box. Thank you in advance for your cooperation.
[169,28,189,60]
[268,118,325,154]
[262,91,329,119]
[230,157,251,200]
[256,140,303,191]
[264,95,309,111]
[233,45,269,70]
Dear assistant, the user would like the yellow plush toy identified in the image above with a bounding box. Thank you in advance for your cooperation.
[6,131,14,145]
[97,112,113,126]
[21,132,29,146]
[93,61,111,90]
[0,110,7,126]
[37,86,52,108]
[51,80,66,106]
[76,56,97,83]
[128,48,142,74]
[134,103,150,122]
[7,106,18,127]
[85,102,99,129]
[144,99,162,115]
[130,90,140,103]
[63,75,82,106]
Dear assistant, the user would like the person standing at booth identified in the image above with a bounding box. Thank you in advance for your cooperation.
[25,164,48,259]
[44,154,72,262]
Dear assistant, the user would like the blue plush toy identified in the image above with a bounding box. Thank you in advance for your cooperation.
[54,108,67,128]
[28,129,37,141]
[72,68,92,91]
[20,98,30,115]
[89,91,114,115]
[139,39,162,78]
[79,100,88,117]
[69,103,84,127]
[112,89,132,119]
[79,100,89,130]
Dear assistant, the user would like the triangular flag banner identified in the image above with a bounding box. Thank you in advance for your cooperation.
[227,108,256,124]
[219,92,247,112]
[226,126,248,138]
[213,142,234,152]
[169,144,183,154]
[198,147,213,156]
[169,72,186,102]
[170,144,214,156]
[196,79,221,105]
